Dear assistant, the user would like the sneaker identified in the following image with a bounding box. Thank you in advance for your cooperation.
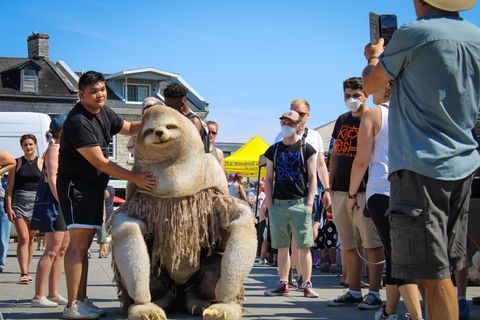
[62,301,99,319]
[288,269,297,288]
[328,291,363,306]
[375,306,398,319]
[258,258,268,265]
[81,297,107,317]
[358,292,383,310]
[303,280,319,298]
[459,298,470,320]
[31,296,58,308]
[296,276,304,291]
[48,294,68,305]
[264,281,289,296]
[403,313,423,320]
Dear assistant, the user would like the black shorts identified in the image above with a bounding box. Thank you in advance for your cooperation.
[57,177,105,230]
[52,207,67,232]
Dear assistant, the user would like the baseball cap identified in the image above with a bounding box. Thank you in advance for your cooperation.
[279,110,300,123]
[49,114,67,134]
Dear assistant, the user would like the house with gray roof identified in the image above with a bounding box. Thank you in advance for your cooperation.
[0,33,209,169]
[0,33,78,114]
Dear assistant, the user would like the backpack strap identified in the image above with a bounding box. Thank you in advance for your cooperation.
[271,142,282,197]
[302,127,309,140]
[272,141,280,172]
[40,149,50,182]
[300,129,308,176]
[186,111,210,153]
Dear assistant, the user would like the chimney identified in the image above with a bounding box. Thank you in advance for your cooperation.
[27,33,49,59]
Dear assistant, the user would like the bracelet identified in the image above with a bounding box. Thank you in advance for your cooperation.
[368,56,379,63]
[347,193,356,199]
[324,187,331,192]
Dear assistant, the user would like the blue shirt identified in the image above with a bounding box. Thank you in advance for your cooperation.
[380,10,480,180]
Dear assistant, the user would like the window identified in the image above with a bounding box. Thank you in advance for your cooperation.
[107,136,116,159]
[126,84,150,102]
[22,68,38,93]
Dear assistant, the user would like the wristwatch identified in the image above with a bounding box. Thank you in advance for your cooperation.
[347,193,356,199]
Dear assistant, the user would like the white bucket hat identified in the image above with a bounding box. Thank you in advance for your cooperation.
[423,0,476,11]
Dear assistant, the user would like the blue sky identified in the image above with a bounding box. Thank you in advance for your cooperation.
[2,1,479,144]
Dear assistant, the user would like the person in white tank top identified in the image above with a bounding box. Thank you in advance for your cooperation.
[346,81,423,320]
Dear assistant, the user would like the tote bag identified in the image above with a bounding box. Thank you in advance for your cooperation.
[30,150,58,233]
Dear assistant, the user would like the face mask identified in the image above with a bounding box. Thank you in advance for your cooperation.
[281,125,296,138]
[345,97,363,112]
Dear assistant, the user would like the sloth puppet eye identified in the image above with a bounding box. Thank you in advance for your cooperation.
[143,128,154,138]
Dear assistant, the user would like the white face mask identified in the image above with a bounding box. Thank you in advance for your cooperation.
[281,125,296,138]
[345,97,363,112]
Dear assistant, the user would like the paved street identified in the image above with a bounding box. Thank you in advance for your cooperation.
[1,242,480,320]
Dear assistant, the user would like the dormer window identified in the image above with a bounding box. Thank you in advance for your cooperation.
[22,68,38,93]
[126,84,150,102]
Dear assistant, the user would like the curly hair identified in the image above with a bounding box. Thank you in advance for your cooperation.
[164,83,188,99]
[343,77,363,91]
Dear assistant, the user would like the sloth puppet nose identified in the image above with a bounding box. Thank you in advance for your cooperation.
[155,130,164,137]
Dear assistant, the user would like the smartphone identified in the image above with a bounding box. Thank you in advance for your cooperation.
[370,12,398,46]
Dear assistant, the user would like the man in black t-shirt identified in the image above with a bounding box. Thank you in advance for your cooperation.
[263,110,319,299]
[57,71,157,319]
[328,77,383,309]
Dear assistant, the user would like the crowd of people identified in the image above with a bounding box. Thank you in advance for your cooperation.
[0,0,479,319]
[254,1,480,320]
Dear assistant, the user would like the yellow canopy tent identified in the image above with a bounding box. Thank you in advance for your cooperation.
[224,135,269,178]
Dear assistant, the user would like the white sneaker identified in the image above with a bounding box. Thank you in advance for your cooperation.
[62,301,99,319]
[31,296,58,308]
[48,294,68,305]
[375,307,399,320]
[81,297,107,317]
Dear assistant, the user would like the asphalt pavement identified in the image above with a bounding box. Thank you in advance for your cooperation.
[1,242,479,320]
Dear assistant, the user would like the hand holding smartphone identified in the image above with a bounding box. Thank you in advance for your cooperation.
[370,12,397,46]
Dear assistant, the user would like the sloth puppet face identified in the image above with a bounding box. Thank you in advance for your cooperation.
[135,105,203,163]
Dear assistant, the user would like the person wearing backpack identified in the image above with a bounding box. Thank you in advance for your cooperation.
[263,110,318,298]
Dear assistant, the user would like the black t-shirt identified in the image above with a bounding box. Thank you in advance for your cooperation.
[331,111,367,192]
[58,102,124,187]
[264,140,316,200]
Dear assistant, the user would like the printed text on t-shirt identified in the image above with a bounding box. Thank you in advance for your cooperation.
[276,150,303,182]
[334,124,358,157]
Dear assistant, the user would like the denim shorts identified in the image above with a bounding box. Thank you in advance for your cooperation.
[269,198,313,249]
[389,170,474,280]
